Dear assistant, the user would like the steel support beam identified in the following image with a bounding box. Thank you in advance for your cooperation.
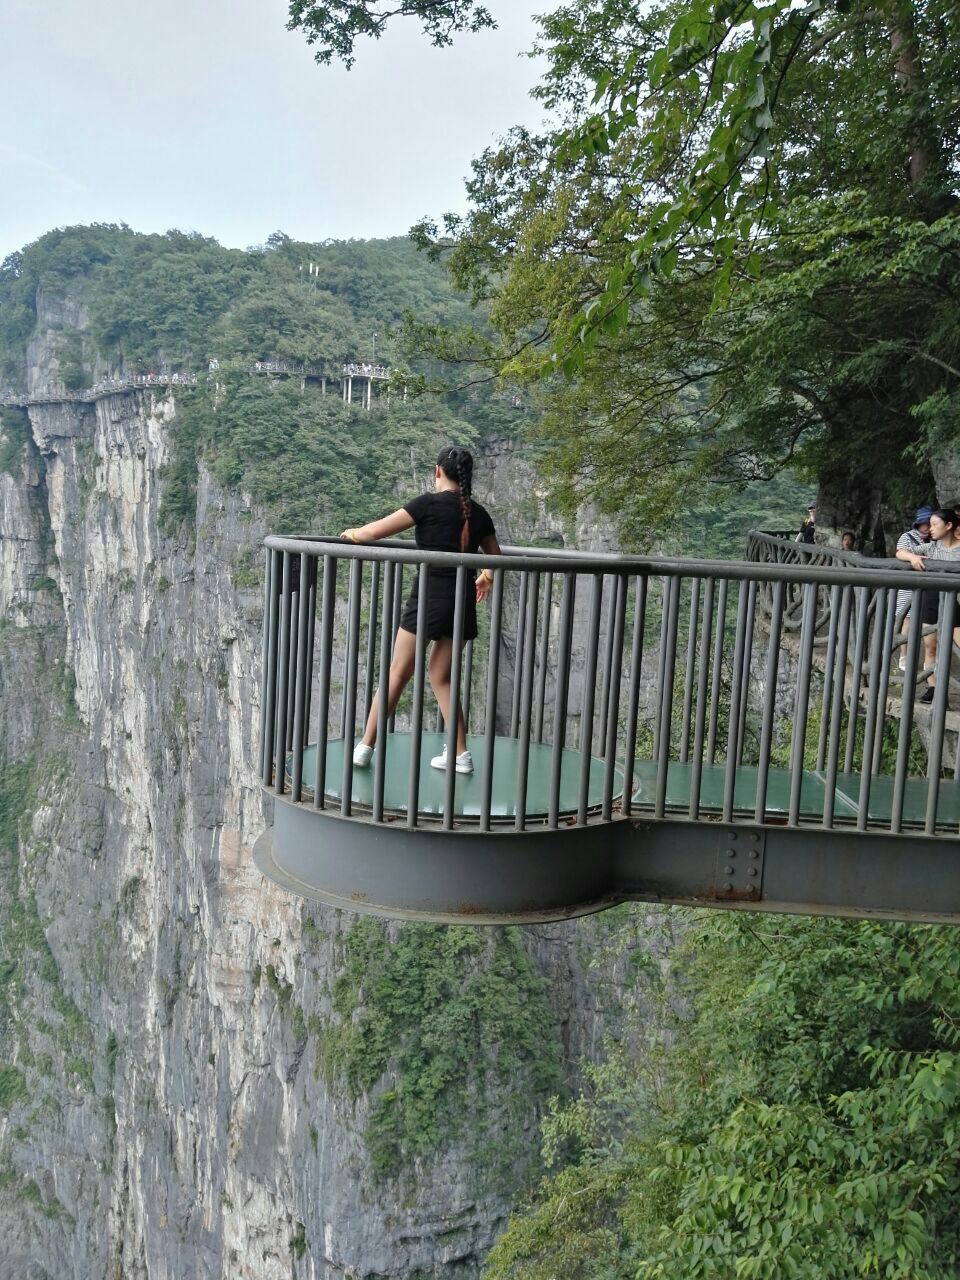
[254,793,960,925]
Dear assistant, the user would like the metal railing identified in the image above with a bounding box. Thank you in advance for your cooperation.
[258,533,960,840]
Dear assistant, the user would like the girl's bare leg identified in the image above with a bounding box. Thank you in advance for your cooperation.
[360,628,417,746]
[428,637,467,755]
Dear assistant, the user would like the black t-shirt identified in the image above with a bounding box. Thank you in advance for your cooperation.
[403,491,496,560]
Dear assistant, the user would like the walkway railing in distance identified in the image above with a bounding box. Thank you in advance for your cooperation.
[259,533,960,844]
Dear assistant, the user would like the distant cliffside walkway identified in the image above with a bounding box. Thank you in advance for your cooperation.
[0,359,393,410]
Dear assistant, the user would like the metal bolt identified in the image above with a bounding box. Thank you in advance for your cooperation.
[722,882,733,892]
[724,865,734,875]
[747,867,758,877]
[749,849,759,859]
[727,832,738,840]
[726,849,737,858]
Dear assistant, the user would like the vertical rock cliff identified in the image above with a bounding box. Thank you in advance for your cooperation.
[0,372,655,1278]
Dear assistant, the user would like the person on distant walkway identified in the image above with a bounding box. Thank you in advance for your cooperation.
[340,445,500,775]
[895,505,934,676]
[796,502,816,544]
[913,508,960,703]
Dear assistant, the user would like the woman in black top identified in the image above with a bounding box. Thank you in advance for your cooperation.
[340,445,500,775]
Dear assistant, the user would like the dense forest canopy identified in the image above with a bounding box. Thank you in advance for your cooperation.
[0,226,532,533]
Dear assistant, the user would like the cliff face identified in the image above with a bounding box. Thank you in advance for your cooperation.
[0,315,657,1279]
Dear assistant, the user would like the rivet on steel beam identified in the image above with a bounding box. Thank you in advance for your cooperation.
[747,867,758,877]
[727,832,738,840]
[748,832,759,842]
[722,882,733,892]
[749,850,759,859]
[726,849,737,858]
[724,865,734,875]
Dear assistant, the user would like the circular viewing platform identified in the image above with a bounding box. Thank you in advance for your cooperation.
[253,533,960,925]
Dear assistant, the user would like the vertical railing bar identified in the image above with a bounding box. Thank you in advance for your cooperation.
[679,578,700,763]
[871,588,897,776]
[339,558,363,816]
[601,574,628,823]
[515,573,541,831]
[290,552,312,802]
[652,578,670,760]
[722,582,751,823]
[313,556,337,809]
[856,586,887,831]
[273,553,294,796]
[706,579,727,765]
[576,575,604,826]
[788,583,817,826]
[302,557,317,749]
[891,592,922,834]
[510,572,529,738]
[363,561,380,723]
[372,563,394,824]
[621,575,648,819]
[753,579,784,824]
[843,586,869,775]
[735,581,757,766]
[654,576,681,821]
[924,595,952,834]
[259,547,276,781]
[548,574,576,829]
[462,639,474,736]
[688,578,715,821]
[534,573,553,743]
[822,585,853,829]
[816,585,841,771]
[285,580,300,752]
[388,565,403,733]
[598,577,618,748]
[406,566,430,829]
[480,568,505,832]
[442,567,467,831]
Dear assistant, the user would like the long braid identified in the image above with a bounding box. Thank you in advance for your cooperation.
[456,451,473,551]
[437,445,474,552]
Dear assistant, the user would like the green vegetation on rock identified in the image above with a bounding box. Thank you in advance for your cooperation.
[317,918,562,1180]
[484,910,960,1280]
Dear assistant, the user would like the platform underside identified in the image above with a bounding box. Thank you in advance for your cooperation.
[254,789,960,926]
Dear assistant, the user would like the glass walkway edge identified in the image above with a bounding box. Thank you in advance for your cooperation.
[253,534,960,924]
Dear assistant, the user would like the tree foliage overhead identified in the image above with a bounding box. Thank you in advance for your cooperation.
[298,1,960,544]
[286,0,496,66]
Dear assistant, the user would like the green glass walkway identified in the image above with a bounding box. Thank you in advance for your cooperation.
[292,732,622,820]
[631,761,960,831]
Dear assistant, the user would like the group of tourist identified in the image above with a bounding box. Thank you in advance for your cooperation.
[342,361,388,378]
[895,504,960,702]
[797,500,960,702]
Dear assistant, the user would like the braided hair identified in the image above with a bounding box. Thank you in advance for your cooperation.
[437,445,474,552]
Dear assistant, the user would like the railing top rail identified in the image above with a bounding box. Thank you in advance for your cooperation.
[263,532,960,591]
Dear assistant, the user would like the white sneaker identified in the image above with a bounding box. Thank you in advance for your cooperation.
[429,746,474,774]
[353,742,373,768]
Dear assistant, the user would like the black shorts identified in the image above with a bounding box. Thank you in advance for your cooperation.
[398,572,478,642]
[920,589,960,627]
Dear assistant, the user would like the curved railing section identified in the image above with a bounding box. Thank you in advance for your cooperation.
[259,535,960,842]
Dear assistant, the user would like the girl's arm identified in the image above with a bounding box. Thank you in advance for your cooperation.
[475,534,501,602]
[340,509,415,543]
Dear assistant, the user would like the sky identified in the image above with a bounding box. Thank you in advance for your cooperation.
[1,0,546,260]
